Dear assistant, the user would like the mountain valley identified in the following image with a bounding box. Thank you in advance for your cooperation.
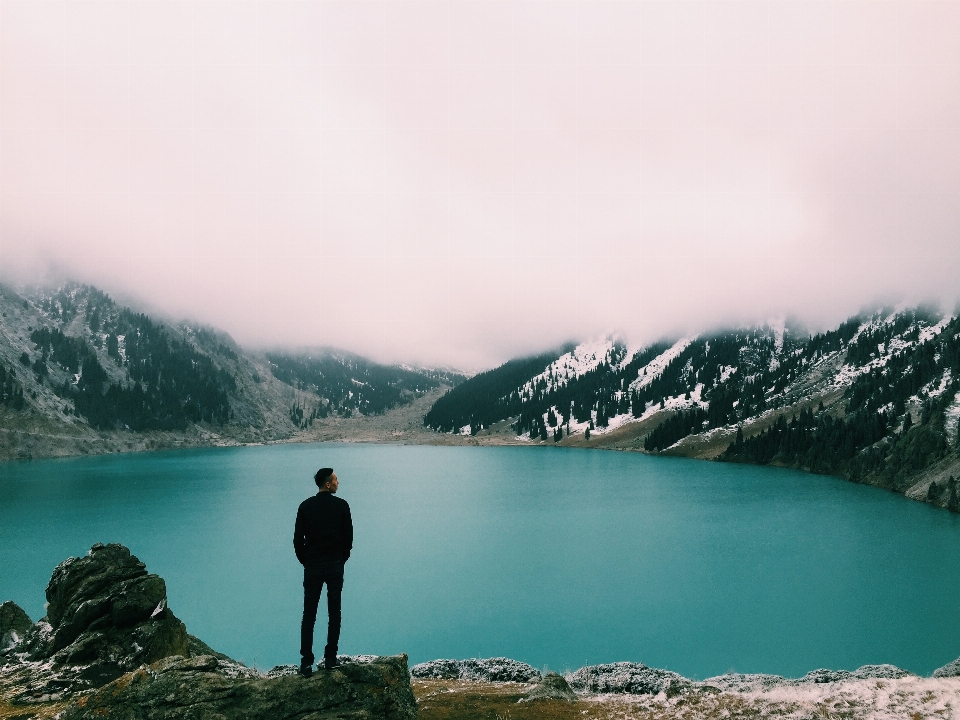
[2,280,958,512]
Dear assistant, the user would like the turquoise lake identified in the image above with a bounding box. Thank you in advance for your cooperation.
[1,443,959,679]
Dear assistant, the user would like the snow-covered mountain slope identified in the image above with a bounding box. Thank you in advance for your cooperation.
[425,308,960,511]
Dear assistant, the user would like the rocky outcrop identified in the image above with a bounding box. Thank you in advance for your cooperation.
[704,663,913,693]
[933,656,960,678]
[567,661,691,696]
[0,601,33,656]
[1,543,417,720]
[59,653,417,720]
[2,543,189,699]
[522,671,577,701]
[7,543,188,696]
[411,656,541,682]
[565,661,913,697]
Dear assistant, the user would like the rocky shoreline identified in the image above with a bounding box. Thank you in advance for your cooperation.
[3,544,960,719]
[0,544,416,719]
[408,658,960,718]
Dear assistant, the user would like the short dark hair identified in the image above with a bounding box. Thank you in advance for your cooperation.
[314,468,334,488]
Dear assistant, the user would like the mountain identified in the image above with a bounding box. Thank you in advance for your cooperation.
[0,282,462,459]
[423,308,960,510]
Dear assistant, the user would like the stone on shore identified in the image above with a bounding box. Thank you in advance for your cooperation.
[411,656,541,682]
[934,656,960,678]
[0,601,33,656]
[567,661,691,696]
[522,671,577,702]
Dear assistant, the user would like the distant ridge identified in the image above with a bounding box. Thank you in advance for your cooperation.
[0,281,463,459]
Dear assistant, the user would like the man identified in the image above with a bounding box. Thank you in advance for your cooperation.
[293,467,353,677]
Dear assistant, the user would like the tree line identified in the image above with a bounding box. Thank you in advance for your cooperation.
[267,352,457,418]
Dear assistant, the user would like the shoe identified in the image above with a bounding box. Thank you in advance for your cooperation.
[323,657,341,670]
[298,663,313,678]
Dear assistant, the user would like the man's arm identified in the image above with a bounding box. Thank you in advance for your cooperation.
[293,503,307,565]
[342,503,353,562]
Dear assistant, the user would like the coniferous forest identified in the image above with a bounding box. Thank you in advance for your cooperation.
[22,288,235,431]
[722,314,960,489]
[266,352,463,419]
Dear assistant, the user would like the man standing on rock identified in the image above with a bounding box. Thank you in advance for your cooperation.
[294,467,353,677]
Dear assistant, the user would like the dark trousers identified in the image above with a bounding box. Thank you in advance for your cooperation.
[300,561,344,666]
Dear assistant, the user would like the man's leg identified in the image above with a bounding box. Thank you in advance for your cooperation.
[300,571,323,667]
[323,564,345,665]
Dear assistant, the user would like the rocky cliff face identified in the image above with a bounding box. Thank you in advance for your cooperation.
[0,544,417,719]
[1,543,189,700]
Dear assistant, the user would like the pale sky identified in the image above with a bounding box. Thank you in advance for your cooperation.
[1,1,959,370]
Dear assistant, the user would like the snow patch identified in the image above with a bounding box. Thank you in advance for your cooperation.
[520,339,619,397]
[770,317,785,352]
[629,338,693,392]
[924,370,952,399]
[945,391,960,444]
[919,316,950,344]
[718,365,737,384]
[768,317,786,372]
[150,599,166,618]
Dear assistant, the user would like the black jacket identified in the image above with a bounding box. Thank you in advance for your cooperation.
[293,492,353,567]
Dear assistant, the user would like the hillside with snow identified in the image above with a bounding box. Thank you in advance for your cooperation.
[0,282,463,459]
[424,308,960,511]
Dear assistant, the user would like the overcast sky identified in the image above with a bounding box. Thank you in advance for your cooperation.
[2,1,959,370]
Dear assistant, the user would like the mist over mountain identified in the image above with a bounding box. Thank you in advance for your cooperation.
[3,2,959,370]
[0,282,462,459]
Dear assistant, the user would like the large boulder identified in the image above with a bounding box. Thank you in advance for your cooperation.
[58,653,417,720]
[5,543,189,696]
[0,601,33,655]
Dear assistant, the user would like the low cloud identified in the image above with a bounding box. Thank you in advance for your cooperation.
[2,1,958,370]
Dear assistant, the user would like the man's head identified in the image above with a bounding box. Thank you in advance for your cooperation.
[315,467,338,493]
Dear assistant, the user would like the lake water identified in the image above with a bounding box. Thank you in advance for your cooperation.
[1,443,959,679]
